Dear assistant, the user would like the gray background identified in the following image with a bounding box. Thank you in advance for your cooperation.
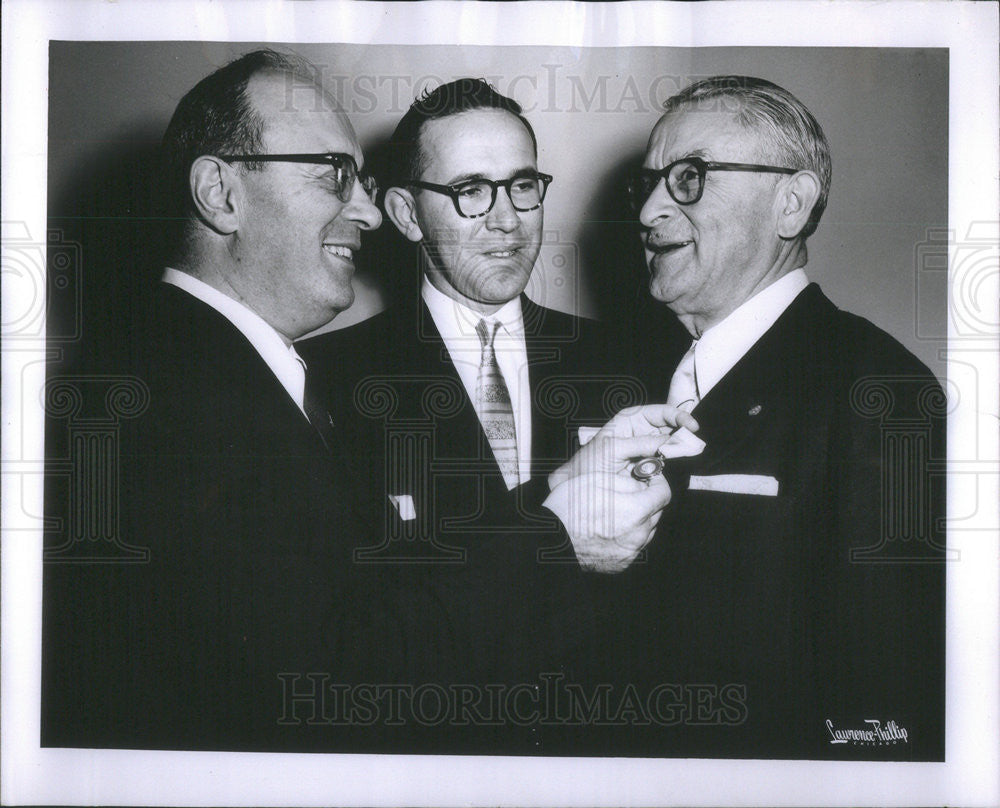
[48,42,948,377]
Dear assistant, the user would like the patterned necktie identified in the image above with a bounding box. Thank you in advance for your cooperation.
[667,341,699,412]
[475,318,519,489]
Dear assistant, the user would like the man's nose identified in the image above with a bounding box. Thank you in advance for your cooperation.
[638,177,676,230]
[484,186,520,233]
[345,179,382,231]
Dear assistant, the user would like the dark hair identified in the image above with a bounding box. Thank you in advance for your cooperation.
[386,78,537,187]
[664,76,832,239]
[159,49,317,226]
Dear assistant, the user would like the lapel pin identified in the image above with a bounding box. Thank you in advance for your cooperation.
[748,404,763,416]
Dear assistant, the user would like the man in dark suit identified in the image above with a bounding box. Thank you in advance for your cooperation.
[299,79,665,717]
[306,78,621,509]
[40,49,438,752]
[554,76,947,760]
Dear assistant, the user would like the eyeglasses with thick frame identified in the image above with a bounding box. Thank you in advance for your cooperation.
[628,157,798,210]
[217,152,379,203]
[405,173,554,219]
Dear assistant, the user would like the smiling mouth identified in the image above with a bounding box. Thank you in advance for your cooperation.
[322,244,356,261]
[484,247,523,259]
[649,240,692,256]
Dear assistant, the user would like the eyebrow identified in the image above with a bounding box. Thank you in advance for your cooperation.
[445,166,538,185]
[663,148,710,164]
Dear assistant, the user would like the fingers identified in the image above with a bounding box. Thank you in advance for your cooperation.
[625,471,672,513]
[544,471,670,574]
[553,432,667,484]
[600,432,677,464]
[561,430,690,482]
[675,409,700,433]
[611,403,700,436]
[600,472,671,527]
[547,457,574,491]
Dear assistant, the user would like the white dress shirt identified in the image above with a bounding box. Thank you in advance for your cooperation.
[421,277,533,486]
[162,268,309,417]
[684,269,809,400]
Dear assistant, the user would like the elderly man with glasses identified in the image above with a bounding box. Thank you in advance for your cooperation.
[557,75,947,760]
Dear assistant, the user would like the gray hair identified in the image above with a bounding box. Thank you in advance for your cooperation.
[664,76,832,239]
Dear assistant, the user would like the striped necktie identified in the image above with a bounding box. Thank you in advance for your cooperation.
[475,318,519,489]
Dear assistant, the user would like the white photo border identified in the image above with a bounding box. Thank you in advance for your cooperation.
[2,1,997,806]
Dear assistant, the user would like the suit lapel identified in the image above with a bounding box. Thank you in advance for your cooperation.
[688,352,780,473]
[522,297,569,476]
[159,283,333,465]
[687,285,831,474]
[414,299,487,456]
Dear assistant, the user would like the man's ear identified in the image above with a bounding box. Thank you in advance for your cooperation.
[384,187,424,243]
[189,155,241,235]
[775,170,821,239]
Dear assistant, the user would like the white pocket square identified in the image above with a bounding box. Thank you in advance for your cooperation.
[388,494,417,520]
[688,474,779,496]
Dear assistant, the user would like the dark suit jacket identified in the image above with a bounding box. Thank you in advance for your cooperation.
[299,294,644,751]
[585,284,946,760]
[42,282,448,752]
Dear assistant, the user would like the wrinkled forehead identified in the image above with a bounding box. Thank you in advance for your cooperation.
[248,70,362,161]
[645,107,763,167]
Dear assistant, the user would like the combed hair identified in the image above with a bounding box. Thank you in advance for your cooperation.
[160,49,318,225]
[664,76,832,239]
[386,78,537,187]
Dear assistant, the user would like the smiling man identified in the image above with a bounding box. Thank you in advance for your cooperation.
[299,80,649,732]
[41,50,409,751]
[303,80,619,521]
[377,78,558,492]
[576,75,947,760]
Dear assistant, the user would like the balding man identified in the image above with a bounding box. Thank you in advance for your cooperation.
[42,50,408,751]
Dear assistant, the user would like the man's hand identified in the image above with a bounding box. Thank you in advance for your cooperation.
[604,403,700,440]
[549,404,699,490]
[543,471,670,573]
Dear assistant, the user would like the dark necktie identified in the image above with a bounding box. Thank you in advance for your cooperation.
[301,362,336,454]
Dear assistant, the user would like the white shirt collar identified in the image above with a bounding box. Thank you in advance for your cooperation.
[421,276,524,342]
[694,269,809,399]
[420,276,531,487]
[162,268,308,415]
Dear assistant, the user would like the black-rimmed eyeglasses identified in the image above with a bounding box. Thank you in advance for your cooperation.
[406,173,553,219]
[217,153,378,203]
[628,157,798,210]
